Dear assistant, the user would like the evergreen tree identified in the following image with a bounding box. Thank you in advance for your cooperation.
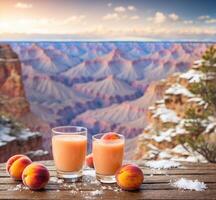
[179,46,216,163]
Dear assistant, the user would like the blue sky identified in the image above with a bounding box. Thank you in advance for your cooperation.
[0,0,216,41]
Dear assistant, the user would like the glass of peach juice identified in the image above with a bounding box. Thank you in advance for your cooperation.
[52,126,87,180]
[92,132,125,183]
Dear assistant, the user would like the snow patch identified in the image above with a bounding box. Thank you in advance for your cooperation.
[152,105,181,123]
[172,178,207,191]
[145,160,180,169]
[180,69,204,83]
[165,84,194,98]
[90,190,103,196]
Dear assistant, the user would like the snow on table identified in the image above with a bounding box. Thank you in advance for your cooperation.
[0,160,216,199]
[172,178,207,191]
[145,160,181,169]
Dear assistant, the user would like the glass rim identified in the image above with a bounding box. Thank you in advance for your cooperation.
[92,132,125,141]
[52,125,87,135]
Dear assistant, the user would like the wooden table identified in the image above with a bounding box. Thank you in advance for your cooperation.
[0,160,216,199]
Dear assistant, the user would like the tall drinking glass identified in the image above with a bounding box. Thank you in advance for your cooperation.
[92,133,125,183]
[52,126,87,180]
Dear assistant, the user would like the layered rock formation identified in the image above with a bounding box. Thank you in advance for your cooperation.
[12,42,209,132]
[72,74,177,138]
[134,60,215,162]
[0,44,30,117]
[0,44,49,161]
[74,75,140,106]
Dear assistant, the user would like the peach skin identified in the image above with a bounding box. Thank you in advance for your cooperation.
[22,163,50,190]
[6,154,32,180]
[86,153,94,168]
[101,132,120,140]
[115,164,144,191]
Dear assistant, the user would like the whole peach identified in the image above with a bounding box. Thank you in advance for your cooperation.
[86,153,94,168]
[6,154,32,180]
[115,164,144,191]
[22,163,50,190]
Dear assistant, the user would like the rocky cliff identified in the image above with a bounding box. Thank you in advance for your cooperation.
[134,60,215,162]
[0,44,50,131]
[0,44,30,117]
[0,44,49,162]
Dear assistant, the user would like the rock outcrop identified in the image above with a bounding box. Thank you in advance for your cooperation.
[134,60,215,162]
[0,115,47,162]
[0,44,50,161]
[0,44,30,117]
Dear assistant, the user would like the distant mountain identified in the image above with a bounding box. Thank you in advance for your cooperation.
[24,74,94,125]
[25,74,89,102]
[72,74,174,137]
[13,43,80,74]
[74,75,139,105]
[72,102,145,137]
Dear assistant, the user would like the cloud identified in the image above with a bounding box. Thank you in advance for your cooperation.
[128,6,136,11]
[17,18,50,26]
[148,12,180,24]
[183,20,193,25]
[63,15,86,24]
[76,25,216,41]
[114,6,126,12]
[15,2,32,9]
[198,15,210,20]
[148,12,167,24]
[108,3,112,7]
[2,21,216,41]
[198,15,216,24]
[103,13,120,20]
[169,13,179,21]
[205,18,216,24]
[103,13,138,21]
[131,15,140,20]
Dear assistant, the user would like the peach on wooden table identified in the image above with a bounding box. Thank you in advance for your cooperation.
[22,163,50,190]
[6,154,32,180]
[101,132,121,140]
[86,153,94,168]
[115,164,144,191]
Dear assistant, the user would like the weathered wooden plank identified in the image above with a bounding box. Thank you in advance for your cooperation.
[0,182,216,191]
[1,169,216,177]
[143,174,216,183]
[0,174,215,185]
[0,161,215,199]
[0,189,215,200]
[1,160,216,168]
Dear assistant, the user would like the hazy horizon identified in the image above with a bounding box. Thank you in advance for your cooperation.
[0,0,216,41]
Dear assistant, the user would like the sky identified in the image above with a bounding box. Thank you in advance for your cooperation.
[0,0,216,41]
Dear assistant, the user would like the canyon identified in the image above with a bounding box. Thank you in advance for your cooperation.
[0,42,213,159]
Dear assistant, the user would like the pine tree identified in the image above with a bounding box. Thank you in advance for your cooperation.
[189,46,216,115]
[179,45,216,163]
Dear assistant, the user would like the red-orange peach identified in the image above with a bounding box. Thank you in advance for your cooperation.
[115,164,144,191]
[6,154,32,180]
[22,163,50,190]
[86,153,94,168]
[102,132,120,140]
